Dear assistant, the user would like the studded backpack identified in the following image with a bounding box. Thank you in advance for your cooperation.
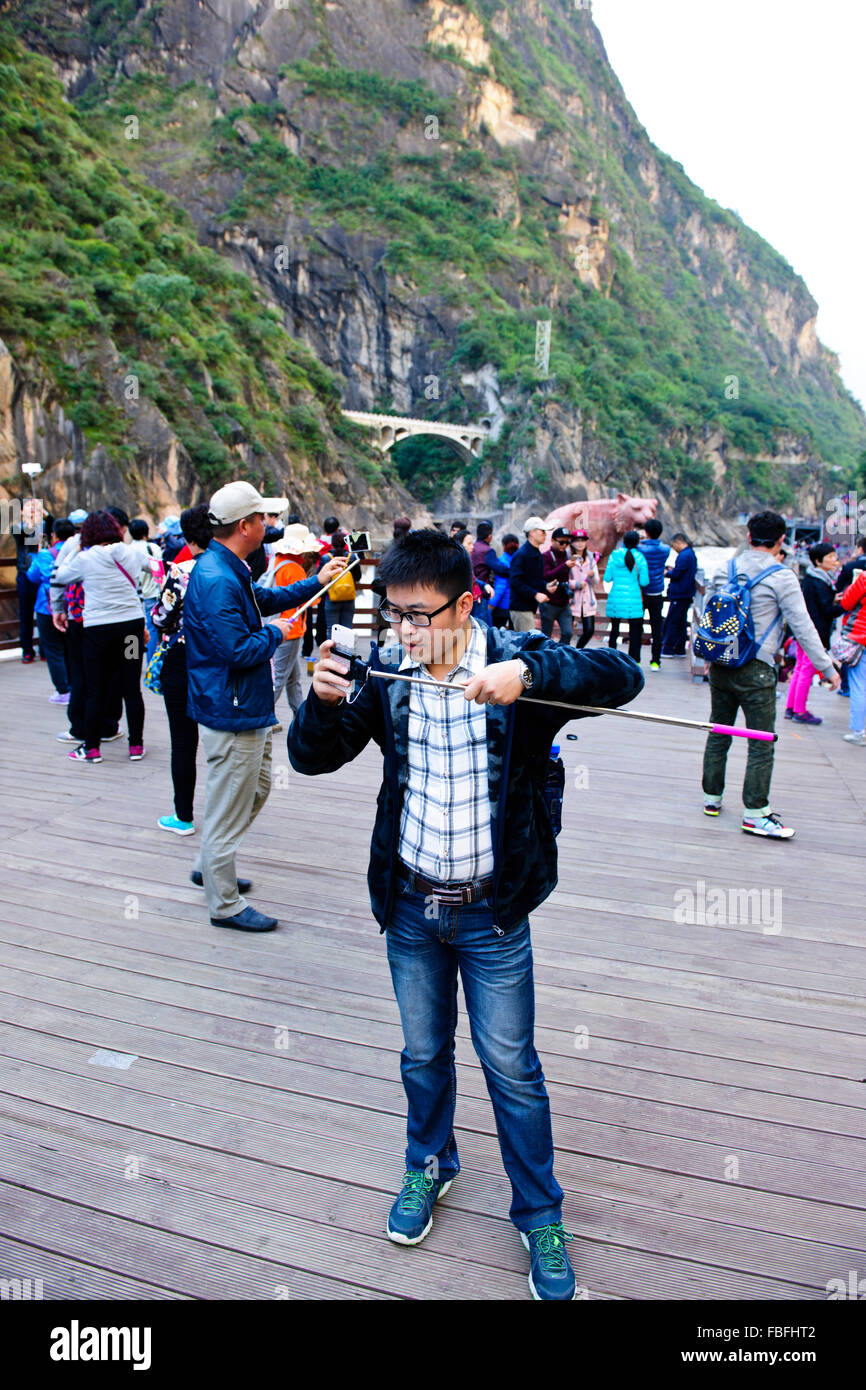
[693,559,785,667]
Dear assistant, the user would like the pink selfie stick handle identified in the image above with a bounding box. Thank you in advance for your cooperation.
[712,723,777,743]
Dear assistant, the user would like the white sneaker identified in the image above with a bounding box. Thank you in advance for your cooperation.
[56,731,78,743]
[842,731,866,745]
[742,812,795,839]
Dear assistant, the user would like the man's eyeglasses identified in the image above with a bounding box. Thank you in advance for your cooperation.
[378,595,461,628]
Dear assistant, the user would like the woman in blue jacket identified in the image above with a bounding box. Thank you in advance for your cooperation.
[604,530,649,663]
[27,517,76,700]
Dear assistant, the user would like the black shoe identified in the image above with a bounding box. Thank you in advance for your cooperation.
[211,907,278,932]
[191,870,252,894]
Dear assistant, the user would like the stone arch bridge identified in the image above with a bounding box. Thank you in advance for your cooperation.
[341,411,490,465]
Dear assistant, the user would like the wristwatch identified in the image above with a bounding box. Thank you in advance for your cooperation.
[518,658,534,691]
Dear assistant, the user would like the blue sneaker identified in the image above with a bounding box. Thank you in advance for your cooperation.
[520,1222,576,1300]
[386,1170,454,1246]
[158,814,195,836]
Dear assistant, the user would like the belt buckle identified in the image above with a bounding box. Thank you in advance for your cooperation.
[436,883,474,906]
[436,886,463,906]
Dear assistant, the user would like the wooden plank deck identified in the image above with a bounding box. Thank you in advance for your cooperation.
[0,652,864,1301]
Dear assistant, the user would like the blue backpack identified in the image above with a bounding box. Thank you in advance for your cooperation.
[693,560,785,667]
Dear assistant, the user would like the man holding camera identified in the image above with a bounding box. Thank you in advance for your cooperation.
[288,528,643,1299]
[184,482,346,932]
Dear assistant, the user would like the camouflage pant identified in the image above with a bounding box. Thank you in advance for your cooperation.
[701,659,777,813]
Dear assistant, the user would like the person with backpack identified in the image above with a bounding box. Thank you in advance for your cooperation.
[698,511,840,838]
[837,566,866,745]
[784,543,841,725]
[638,519,670,669]
[267,525,322,716]
[603,531,649,663]
[322,528,359,639]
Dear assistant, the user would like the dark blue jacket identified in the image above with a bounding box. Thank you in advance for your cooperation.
[638,537,671,594]
[288,625,644,933]
[184,540,322,730]
[666,546,697,600]
[508,541,545,611]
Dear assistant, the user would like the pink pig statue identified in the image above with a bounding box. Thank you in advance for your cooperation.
[541,492,659,570]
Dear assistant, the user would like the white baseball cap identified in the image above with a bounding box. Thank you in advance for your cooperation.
[523,515,550,532]
[208,481,288,525]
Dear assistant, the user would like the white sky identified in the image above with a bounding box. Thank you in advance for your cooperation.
[589,0,866,410]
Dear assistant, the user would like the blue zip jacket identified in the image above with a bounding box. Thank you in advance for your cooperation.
[288,625,644,933]
[667,545,697,600]
[491,550,513,610]
[26,545,60,616]
[603,547,649,619]
[638,537,670,595]
[184,539,322,730]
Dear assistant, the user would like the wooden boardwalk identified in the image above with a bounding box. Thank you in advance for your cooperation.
[0,652,864,1301]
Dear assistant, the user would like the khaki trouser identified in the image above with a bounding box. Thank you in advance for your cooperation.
[701,659,777,814]
[509,610,536,632]
[272,633,304,713]
[193,724,273,918]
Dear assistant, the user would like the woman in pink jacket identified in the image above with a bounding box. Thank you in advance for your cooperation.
[568,531,600,648]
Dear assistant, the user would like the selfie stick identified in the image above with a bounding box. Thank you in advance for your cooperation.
[288,553,364,622]
[364,669,778,743]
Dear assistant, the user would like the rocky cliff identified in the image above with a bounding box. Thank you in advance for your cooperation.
[3,0,865,539]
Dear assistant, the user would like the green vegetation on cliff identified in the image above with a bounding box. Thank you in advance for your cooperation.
[4,0,865,515]
[0,26,383,487]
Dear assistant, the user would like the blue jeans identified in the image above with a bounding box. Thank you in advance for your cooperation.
[386,876,564,1232]
[143,597,160,665]
[324,597,355,641]
[848,653,866,732]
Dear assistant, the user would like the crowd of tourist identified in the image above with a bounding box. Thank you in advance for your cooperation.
[13,494,866,847]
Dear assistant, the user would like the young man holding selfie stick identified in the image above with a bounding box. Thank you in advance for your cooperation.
[183,483,347,932]
[288,528,643,1299]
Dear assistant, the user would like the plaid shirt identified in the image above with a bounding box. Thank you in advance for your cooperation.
[397,618,494,884]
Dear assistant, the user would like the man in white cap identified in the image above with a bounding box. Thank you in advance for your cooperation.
[184,483,347,931]
[508,517,557,632]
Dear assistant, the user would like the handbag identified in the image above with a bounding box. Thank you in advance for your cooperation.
[144,640,167,694]
[831,608,865,667]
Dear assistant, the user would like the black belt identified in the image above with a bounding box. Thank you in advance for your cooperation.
[397,862,494,906]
